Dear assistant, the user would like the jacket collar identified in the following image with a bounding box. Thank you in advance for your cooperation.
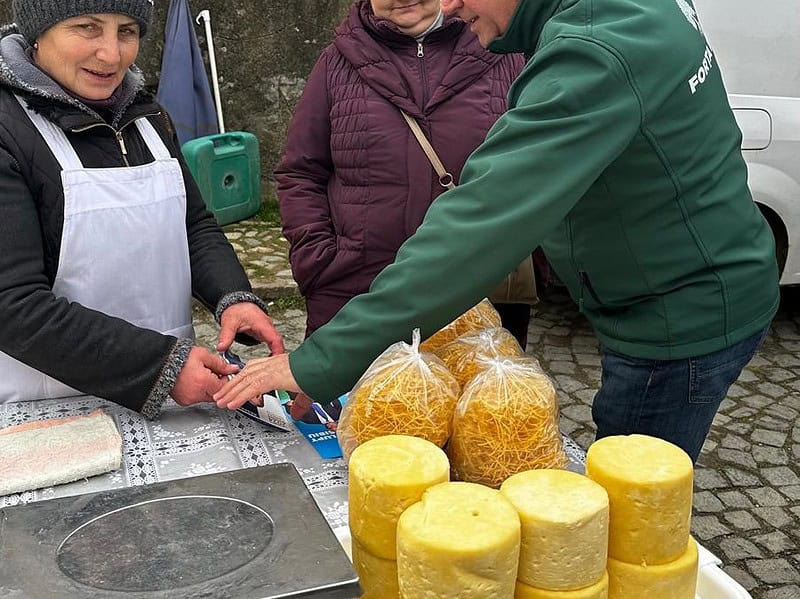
[488,0,564,55]
[333,0,505,116]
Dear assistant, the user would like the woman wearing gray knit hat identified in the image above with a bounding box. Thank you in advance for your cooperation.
[0,2,285,416]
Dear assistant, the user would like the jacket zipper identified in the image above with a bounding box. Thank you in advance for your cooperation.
[417,41,429,107]
[70,112,161,167]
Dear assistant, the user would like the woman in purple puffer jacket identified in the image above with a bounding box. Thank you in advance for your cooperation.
[276,0,527,340]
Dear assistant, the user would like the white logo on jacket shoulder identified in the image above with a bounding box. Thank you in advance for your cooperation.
[688,45,715,95]
[676,0,703,33]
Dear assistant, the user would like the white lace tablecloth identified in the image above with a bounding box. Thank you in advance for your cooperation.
[0,397,586,529]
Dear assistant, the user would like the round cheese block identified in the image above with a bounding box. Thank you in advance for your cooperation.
[397,482,521,598]
[349,435,449,560]
[351,536,400,599]
[607,537,698,599]
[515,571,609,599]
[586,434,693,564]
[501,469,609,590]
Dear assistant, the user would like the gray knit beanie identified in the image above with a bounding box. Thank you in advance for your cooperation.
[12,0,154,44]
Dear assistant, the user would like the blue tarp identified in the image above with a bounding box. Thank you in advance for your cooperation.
[157,0,219,146]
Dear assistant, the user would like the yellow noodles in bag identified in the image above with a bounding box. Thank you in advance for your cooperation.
[434,327,527,390]
[337,329,460,462]
[448,357,567,488]
[420,298,502,353]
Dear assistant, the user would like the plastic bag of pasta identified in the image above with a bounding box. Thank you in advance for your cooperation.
[337,329,460,462]
[447,357,567,488]
[420,298,502,353]
[434,327,528,390]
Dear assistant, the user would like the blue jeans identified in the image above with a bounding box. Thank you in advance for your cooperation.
[592,327,769,463]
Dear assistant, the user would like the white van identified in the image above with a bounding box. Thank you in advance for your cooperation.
[694,0,800,285]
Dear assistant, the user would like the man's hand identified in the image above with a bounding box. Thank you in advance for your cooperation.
[216,302,285,355]
[214,353,301,410]
[171,347,240,406]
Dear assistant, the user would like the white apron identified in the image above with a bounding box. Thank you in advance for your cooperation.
[0,97,194,403]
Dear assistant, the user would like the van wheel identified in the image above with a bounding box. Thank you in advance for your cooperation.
[758,205,788,276]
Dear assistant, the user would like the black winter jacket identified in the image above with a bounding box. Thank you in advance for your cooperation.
[0,31,258,416]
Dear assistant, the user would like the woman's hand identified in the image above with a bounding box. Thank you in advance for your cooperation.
[172,347,240,406]
[216,302,285,355]
[213,353,302,410]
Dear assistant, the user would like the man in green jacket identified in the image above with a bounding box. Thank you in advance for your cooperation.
[215,0,779,462]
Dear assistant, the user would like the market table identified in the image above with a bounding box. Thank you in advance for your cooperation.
[0,395,588,520]
[0,397,749,599]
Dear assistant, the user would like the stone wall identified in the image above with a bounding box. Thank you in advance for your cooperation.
[0,0,352,200]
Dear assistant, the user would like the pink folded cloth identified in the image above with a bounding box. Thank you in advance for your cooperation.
[0,409,122,496]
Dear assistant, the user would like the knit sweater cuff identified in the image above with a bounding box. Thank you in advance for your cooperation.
[140,338,192,420]
[214,291,270,323]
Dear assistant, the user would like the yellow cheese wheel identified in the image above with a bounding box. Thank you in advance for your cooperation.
[607,538,698,599]
[585,434,693,564]
[397,482,521,598]
[351,536,400,599]
[515,572,609,599]
[349,435,450,560]
[500,470,609,590]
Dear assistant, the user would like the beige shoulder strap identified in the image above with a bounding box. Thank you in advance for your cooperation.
[400,110,456,189]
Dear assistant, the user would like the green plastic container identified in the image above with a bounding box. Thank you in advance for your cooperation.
[181,132,261,226]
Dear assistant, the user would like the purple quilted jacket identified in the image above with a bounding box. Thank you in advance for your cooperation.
[276,0,524,335]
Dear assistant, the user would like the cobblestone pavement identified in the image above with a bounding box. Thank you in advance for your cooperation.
[193,220,800,599]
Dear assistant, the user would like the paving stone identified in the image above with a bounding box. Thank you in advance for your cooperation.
[761,367,797,382]
[746,559,800,584]
[574,353,601,366]
[574,389,597,404]
[719,537,764,560]
[759,416,794,432]
[762,467,800,487]
[753,507,795,529]
[758,382,791,398]
[553,375,586,394]
[691,515,731,540]
[717,448,758,469]
[726,467,761,487]
[781,486,800,501]
[548,326,572,337]
[736,369,759,383]
[722,566,758,591]
[722,510,761,531]
[753,429,789,447]
[720,433,751,451]
[747,488,789,507]
[766,403,800,422]
[695,468,729,490]
[741,395,777,410]
[560,404,592,423]
[693,490,725,513]
[549,360,577,374]
[717,491,755,509]
[752,445,789,465]
[729,407,757,419]
[763,586,800,599]
[751,531,796,554]
[727,422,753,435]
[558,417,581,437]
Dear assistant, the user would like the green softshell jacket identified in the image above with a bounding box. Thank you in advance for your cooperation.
[290,0,780,402]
